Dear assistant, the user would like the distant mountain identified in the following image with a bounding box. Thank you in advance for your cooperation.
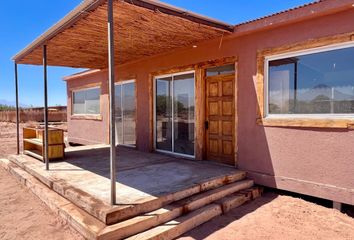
[0,99,29,108]
[297,84,354,101]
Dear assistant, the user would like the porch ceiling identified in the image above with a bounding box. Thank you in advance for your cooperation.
[13,0,233,69]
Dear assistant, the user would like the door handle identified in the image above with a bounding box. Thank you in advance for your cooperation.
[205,121,209,130]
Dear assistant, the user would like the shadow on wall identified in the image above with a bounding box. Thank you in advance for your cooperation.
[236,70,276,188]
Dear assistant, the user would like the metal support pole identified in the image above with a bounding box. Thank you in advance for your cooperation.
[43,45,49,171]
[108,0,116,205]
[14,63,20,155]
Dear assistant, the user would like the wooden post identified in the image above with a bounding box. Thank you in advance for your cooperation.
[333,201,342,212]
[43,45,49,171]
[195,67,205,160]
[14,63,20,155]
[108,0,116,205]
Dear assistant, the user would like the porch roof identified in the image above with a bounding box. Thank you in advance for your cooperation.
[12,0,233,69]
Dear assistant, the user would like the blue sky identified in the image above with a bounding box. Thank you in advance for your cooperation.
[0,0,312,107]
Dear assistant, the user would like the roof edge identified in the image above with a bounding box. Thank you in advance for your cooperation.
[127,0,234,31]
[12,0,234,63]
[63,69,103,81]
[12,0,106,62]
[233,0,354,36]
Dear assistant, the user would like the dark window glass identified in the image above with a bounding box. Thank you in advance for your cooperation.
[156,77,173,152]
[173,73,195,155]
[206,64,235,77]
[269,46,354,114]
[155,73,195,156]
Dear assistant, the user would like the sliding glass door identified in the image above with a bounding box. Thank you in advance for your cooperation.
[115,80,136,146]
[155,72,195,156]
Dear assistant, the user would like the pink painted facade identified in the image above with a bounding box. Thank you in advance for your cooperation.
[65,5,354,205]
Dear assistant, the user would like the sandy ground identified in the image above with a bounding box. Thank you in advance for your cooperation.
[1,121,354,240]
[0,167,84,240]
[179,193,354,240]
[0,122,82,240]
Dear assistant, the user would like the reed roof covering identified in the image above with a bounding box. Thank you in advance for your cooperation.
[13,0,233,69]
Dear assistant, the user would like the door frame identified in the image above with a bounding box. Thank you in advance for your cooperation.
[148,56,238,165]
[199,59,238,166]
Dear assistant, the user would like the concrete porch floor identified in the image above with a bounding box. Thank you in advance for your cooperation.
[9,145,245,224]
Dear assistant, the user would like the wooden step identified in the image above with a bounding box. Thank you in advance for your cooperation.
[177,180,254,212]
[1,158,262,240]
[125,204,223,240]
[124,187,263,240]
[97,180,253,240]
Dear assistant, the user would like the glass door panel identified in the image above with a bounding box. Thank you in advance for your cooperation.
[173,73,195,155]
[122,82,136,146]
[115,81,136,146]
[156,77,173,152]
[155,73,195,156]
[115,84,123,145]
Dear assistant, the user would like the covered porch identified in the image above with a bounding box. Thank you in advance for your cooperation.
[12,0,235,206]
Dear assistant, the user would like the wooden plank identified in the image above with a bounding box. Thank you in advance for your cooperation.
[24,138,43,145]
[194,68,205,160]
[149,74,154,152]
[24,149,44,161]
[234,62,239,167]
[258,118,354,129]
[125,204,222,240]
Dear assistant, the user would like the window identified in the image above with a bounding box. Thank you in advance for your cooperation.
[206,64,235,77]
[115,80,136,146]
[73,87,100,115]
[267,43,354,116]
[155,71,195,157]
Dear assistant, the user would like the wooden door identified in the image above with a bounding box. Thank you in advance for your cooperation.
[205,73,235,165]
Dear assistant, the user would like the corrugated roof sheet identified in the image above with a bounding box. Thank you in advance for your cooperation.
[235,0,320,27]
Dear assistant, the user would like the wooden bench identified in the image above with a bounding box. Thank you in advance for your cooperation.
[23,127,65,161]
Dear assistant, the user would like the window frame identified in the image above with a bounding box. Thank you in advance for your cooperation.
[264,41,354,120]
[71,86,101,117]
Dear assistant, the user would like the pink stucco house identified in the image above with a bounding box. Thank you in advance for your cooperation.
[14,0,354,210]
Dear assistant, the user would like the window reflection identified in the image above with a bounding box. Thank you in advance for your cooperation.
[173,74,195,155]
[269,46,354,114]
[115,82,136,146]
[155,73,195,156]
[73,87,100,115]
[156,77,173,152]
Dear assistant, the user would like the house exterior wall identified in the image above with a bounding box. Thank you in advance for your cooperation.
[66,8,354,205]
